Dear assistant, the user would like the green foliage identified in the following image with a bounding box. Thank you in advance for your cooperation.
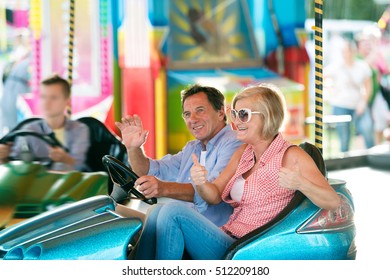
[306,0,388,21]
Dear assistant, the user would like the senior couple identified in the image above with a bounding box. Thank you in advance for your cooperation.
[115,83,340,260]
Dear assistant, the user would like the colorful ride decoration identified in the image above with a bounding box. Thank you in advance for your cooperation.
[148,0,308,153]
[5,0,308,158]
[13,1,114,129]
[29,0,42,100]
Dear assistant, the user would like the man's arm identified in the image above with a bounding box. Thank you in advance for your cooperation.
[126,147,150,176]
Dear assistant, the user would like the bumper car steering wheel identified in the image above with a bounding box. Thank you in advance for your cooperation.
[0,129,66,167]
[102,155,157,205]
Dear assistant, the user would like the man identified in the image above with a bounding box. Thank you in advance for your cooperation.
[0,74,90,171]
[115,84,242,226]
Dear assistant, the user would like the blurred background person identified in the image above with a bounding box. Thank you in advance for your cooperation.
[356,26,390,145]
[324,39,375,153]
[0,28,31,136]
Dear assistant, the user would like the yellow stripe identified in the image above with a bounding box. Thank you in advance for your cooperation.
[314,7,323,14]
[314,45,323,52]
[314,0,323,5]
[314,35,323,42]
[315,63,323,69]
[314,143,323,149]
[312,26,323,33]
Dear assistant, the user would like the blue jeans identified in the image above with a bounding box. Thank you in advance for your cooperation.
[332,106,375,152]
[135,202,236,260]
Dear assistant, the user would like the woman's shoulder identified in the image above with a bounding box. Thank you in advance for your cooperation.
[282,145,310,166]
[232,143,248,161]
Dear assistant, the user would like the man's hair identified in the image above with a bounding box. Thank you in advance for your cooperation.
[41,74,71,99]
[180,84,227,122]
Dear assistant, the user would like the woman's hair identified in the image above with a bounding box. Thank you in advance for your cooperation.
[232,83,286,139]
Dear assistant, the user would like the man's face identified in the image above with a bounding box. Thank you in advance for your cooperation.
[182,92,225,146]
[39,84,69,118]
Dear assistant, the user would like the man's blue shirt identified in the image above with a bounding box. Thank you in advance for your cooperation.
[148,124,242,226]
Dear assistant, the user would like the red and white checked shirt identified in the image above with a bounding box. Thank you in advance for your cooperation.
[221,133,295,238]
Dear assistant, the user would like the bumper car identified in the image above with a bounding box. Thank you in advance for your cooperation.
[0,117,128,228]
[0,143,356,260]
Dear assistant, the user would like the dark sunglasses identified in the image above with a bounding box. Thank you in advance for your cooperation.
[230,108,261,123]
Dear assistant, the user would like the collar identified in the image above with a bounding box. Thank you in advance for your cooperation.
[243,133,285,166]
[195,124,231,151]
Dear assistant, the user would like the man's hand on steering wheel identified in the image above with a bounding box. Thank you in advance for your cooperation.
[102,155,157,205]
[135,176,167,198]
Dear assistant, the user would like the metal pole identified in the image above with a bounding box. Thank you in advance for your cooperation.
[314,0,323,153]
[67,0,75,116]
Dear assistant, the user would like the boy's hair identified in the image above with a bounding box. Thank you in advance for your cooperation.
[41,74,71,98]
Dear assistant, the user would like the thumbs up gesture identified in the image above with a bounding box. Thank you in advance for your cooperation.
[190,153,208,186]
[278,159,302,190]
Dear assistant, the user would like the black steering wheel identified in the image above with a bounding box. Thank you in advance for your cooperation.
[0,129,66,166]
[102,155,157,205]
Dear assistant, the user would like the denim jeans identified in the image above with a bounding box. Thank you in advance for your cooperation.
[332,106,375,152]
[135,202,236,260]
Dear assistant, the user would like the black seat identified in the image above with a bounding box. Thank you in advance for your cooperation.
[223,142,326,259]
[77,117,127,172]
[77,117,128,194]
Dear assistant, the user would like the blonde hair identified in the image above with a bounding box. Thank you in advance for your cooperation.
[232,83,286,140]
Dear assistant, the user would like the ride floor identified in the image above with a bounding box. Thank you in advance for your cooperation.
[328,166,390,262]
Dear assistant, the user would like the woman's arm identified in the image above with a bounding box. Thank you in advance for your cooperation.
[279,146,340,210]
[190,144,246,204]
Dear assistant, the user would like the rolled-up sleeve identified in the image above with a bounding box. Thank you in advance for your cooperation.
[148,150,184,181]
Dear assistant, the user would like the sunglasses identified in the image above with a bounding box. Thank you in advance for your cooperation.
[230,108,261,123]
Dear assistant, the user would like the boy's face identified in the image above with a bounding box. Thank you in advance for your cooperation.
[39,84,69,118]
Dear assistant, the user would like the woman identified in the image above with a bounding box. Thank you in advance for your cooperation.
[136,84,340,260]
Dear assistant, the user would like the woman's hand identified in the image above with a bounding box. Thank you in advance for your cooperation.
[278,159,303,190]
